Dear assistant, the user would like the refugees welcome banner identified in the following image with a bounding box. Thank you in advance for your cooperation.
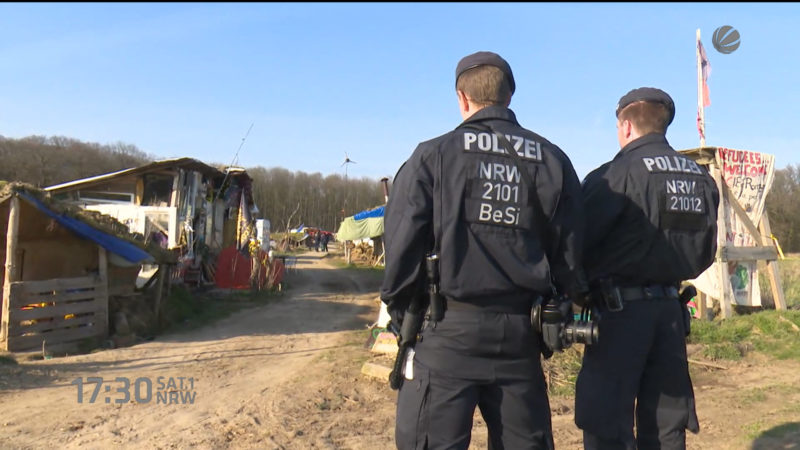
[691,148,775,307]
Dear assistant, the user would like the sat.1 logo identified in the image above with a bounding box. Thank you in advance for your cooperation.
[712,26,741,54]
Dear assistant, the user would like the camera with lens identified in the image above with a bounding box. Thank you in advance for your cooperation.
[532,294,599,355]
[562,317,599,346]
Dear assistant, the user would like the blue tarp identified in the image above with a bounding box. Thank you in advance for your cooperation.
[19,191,154,264]
[353,206,385,221]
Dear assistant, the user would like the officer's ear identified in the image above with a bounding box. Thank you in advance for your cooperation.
[457,89,472,119]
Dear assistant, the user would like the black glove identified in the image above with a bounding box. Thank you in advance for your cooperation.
[571,290,594,308]
[541,296,573,352]
[555,295,574,318]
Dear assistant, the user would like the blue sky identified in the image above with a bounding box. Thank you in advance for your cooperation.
[1,3,798,180]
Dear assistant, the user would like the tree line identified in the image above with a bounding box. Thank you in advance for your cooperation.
[1,135,799,252]
[247,166,386,233]
[765,164,800,254]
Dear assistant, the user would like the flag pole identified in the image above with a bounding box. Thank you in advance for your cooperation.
[696,28,706,147]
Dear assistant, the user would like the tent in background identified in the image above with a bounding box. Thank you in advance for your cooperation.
[336,205,384,242]
[336,205,385,265]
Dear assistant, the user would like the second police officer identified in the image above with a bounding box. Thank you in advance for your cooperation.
[574,87,721,450]
[380,51,587,449]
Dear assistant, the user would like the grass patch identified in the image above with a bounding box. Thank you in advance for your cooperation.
[739,387,768,405]
[344,329,370,346]
[328,258,385,273]
[701,342,743,361]
[759,258,800,309]
[743,420,767,440]
[688,310,800,360]
[758,422,800,440]
[543,346,584,397]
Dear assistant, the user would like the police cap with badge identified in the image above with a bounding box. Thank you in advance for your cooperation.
[615,87,676,125]
[455,51,516,94]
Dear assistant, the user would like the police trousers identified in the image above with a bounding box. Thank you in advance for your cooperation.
[395,308,554,450]
[574,298,699,450]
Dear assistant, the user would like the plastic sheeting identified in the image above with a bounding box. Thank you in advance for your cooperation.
[353,206,384,221]
[19,191,154,264]
[336,216,383,241]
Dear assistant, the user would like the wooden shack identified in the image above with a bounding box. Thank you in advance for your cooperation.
[0,183,157,352]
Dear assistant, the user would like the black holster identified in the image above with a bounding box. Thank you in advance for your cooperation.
[598,278,624,312]
[679,285,697,337]
[426,254,445,322]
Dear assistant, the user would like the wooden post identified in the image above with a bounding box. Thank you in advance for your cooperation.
[135,178,144,205]
[759,214,787,310]
[170,171,181,208]
[710,160,733,319]
[696,29,706,147]
[97,247,109,337]
[697,291,708,321]
[153,264,165,324]
[1,196,20,345]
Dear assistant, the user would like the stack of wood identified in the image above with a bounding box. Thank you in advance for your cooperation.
[350,242,375,264]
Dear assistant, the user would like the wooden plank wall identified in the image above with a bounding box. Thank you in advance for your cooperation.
[5,275,108,352]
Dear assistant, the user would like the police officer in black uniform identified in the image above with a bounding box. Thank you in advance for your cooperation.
[380,51,586,450]
[574,87,720,450]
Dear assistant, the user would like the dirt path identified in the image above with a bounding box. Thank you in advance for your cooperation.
[0,252,381,449]
[2,250,799,449]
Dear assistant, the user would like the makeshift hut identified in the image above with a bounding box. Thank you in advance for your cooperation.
[336,205,385,265]
[0,183,164,352]
[44,159,267,289]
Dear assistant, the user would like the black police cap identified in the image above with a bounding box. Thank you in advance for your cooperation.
[615,87,675,125]
[455,51,516,95]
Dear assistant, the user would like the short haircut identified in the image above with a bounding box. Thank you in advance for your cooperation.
[456,65,512,107]
[618,101,671,135]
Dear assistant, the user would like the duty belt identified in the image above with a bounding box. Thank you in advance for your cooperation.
[618,285,679,302]
[445,293,534,315]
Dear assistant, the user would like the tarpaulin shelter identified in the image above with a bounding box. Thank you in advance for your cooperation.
[336,205,385,265]
[336,206,384,242]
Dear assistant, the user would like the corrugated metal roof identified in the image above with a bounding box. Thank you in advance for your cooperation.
[44,157,225,192]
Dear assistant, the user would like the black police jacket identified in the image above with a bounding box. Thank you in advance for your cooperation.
[582,133,721,286]
[380,106,586,313]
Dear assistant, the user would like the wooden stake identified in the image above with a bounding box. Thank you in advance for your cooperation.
[153,264,165,324]
[710,159,733,319]
[688,358,728,370]
[759,214,787,310]
[1,196,20,345]
[98,247,109,337]
[698,291,708,320]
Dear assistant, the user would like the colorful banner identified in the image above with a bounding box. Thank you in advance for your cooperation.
[691,148,775,307]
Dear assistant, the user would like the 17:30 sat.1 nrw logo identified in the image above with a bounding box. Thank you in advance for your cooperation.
[71,376,196,404]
